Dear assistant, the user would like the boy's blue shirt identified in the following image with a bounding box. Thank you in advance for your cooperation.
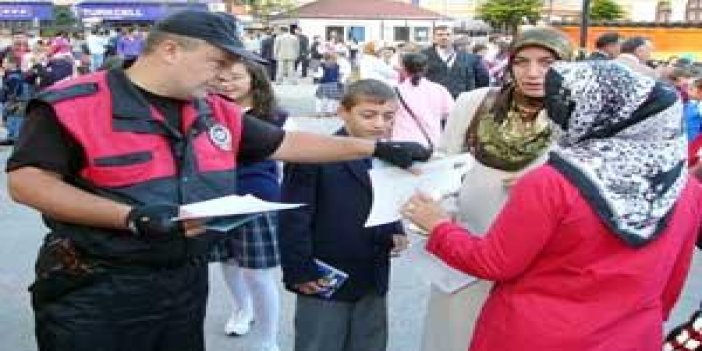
[279,128,405,302]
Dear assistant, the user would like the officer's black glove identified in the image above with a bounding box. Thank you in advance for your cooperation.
[373,141,432,168]
[126,204,183,239]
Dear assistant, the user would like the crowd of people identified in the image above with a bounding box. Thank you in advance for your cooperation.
[0,27,148,145]
[4,9,702,351]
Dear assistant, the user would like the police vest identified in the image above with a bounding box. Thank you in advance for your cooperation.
[36,70,242,267]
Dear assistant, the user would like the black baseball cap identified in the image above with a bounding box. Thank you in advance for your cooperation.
[155,10,266,64]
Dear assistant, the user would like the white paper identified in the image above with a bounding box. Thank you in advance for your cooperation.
[365,153,473,227]
[176,194,305,220]
[406,237,477,293]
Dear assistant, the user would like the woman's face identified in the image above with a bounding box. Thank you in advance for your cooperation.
[217,62,252,103]
[511,46,557,98]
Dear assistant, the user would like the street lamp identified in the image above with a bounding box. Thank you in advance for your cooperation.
[579,0,592,58]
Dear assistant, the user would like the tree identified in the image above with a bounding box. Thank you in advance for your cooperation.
[246,0,297,25]
[477,0,542,34]
[53,5,77,29]
[589,0,625,21]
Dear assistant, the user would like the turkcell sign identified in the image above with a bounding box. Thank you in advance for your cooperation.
[80,7,145,19]
[76,3,208,21]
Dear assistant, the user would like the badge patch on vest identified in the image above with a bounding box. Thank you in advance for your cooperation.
[208,124,232,151]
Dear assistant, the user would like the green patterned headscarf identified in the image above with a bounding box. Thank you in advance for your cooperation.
[467,27,574,171]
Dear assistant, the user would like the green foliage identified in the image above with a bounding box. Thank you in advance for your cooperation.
[478,0,542,33]
[53,5,77,28]
[590,0,625,21]
[246,0,297,23]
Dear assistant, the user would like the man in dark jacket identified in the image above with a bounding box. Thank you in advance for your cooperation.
[295,27,310,78]
[422,26,489,98]
[587,32,621,60]
[260,27,277,81]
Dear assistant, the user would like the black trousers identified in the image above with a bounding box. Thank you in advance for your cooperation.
[34,264,208,351]
[295,57,309,77]
[266,59,277,81]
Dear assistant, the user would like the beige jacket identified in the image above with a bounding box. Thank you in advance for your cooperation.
[273,33,299,61]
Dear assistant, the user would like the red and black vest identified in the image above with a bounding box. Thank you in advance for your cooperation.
[36,69,243,266]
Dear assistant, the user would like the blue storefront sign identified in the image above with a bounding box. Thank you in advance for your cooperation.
[75,2,209,22]
[0,2,53,21]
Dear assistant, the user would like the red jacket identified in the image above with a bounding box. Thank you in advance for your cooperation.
[427,165,701,351]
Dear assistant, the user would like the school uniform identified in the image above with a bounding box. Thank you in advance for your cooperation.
[279,129,404,351]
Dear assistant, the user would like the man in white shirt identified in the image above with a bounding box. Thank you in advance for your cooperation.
[86,29,108,72]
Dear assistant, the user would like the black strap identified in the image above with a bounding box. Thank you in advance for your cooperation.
[394,87,434,151]
[35,83,99,104]
[191,98,217,138]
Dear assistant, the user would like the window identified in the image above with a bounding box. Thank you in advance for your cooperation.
[414,27,429,42]
[656,1,672,22]
[325,26,344,41]
[687,0,702,22]
[348,26,365,42]
[393,26,410,42]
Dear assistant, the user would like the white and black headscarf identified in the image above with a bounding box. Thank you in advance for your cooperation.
[544,61,686,247]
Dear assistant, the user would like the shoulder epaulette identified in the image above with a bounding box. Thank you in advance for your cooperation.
[35,83,99,104]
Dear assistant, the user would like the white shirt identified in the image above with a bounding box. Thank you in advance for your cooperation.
[436,46,456,67]
[86,34,108,55]
[359,54,398,86]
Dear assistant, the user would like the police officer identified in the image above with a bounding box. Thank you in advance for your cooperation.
[6,11,429,351]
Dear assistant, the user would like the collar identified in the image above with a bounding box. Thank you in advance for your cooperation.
[107,68,214,140]
[106,68,158,120]
[594,50,610,58]
[334,128,348,137]
[334,128,373,189]
[618,53,641,64]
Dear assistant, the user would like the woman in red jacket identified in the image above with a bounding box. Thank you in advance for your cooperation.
[402,60,702,351]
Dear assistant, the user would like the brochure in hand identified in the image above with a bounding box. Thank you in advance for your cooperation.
[314,259,349,298]
[205,214,262,232]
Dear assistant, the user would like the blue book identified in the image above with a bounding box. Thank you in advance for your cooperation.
[314,259,349,298]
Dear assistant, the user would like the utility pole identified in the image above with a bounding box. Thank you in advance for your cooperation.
[579,0,591,59]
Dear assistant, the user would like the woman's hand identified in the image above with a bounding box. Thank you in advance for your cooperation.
[401,192,451,234]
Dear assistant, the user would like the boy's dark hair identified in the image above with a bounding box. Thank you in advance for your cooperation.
[340,79,397,110]
[620,37,648,54]
[595,32,621,49]
[402,52,428,86]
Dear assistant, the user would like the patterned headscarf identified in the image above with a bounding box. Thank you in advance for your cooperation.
[545,61,686,247]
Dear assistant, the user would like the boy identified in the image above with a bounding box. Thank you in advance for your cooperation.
[280,79,408,351]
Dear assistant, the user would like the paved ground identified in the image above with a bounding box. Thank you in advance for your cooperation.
[1,81,701,351]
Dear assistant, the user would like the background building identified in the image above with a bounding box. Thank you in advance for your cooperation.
[271,0,449,45]
[0,0,54,31]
